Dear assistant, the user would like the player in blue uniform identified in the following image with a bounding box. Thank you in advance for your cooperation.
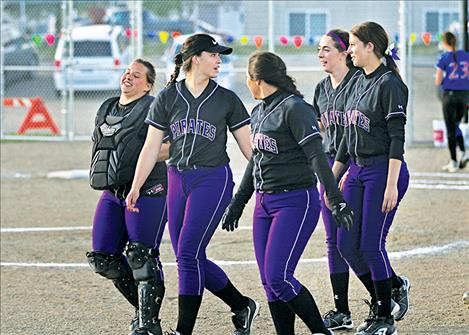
[331,22,411,335]
[126,34,259,335]
[313,29,361,331]
[435,31,469,172]
[87,59,169,335]
[222,51,354,335]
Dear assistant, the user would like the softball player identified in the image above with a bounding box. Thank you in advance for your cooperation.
[126,34,259,335]
[87,59,169,335]
[331,22,411,335]
[222,51,354,335]
[434,31,469,172]
[313,29,361,331]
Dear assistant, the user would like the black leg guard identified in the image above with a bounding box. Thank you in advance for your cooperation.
[86,251,138,308]
[126,242,164,334]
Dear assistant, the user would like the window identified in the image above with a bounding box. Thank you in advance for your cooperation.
[289,13,306,36]
[424,9,459,35]
[74,41,112,57]
[289,11,327,39]
[310,13,327,37]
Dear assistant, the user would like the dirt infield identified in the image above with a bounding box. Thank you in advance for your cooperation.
[1,141,469,335]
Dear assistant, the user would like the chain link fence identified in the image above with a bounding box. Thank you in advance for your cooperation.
[1,0,466,142]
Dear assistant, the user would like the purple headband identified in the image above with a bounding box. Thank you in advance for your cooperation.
[327,31,347,51]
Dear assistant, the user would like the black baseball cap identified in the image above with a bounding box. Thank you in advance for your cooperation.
[181,34,232,61]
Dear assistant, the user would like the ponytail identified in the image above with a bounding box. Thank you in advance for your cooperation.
[248,51,304,98]
[276,75,304,98]
[384,54,402,80]
[166,53,183,87]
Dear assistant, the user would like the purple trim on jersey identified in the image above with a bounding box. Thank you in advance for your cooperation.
[185,84,219,168]
[229,117,251,131]
[298,131,321,145]
[385,111,406,120]
[145,118,166,130]
[320,155,350,274]
[175,81,192,171]
[253,187,321,302]
[253,95,295,191]
[337,158,409,281]
[167,164,234,295]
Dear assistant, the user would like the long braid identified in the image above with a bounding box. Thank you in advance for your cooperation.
[166,53,183,87]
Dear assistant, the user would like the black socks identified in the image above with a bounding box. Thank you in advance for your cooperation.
[268,300,295,335]
[212,280,249,311]
[373,278,393,317]
[330,272,350,314]
[176,295,203,335]
[286,286,328,334]
[357,272,377,303]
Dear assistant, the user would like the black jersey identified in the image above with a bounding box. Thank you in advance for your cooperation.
[336,64,408,162]
[90,94,168,196]
[251,90,322,192]
[146,79,250,170]
[313,68,361,156]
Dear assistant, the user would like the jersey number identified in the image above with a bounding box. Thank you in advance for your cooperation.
[448,61,469,80]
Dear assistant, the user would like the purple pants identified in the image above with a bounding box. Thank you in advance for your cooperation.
[92,191,167,279]
[319,155,350,274]
[167,165,234,296]
[253,187,321,302]
[337,158,409,281]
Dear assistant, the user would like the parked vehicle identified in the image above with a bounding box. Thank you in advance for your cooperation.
[53,24,130,93]
[2,24,39,86]
[162,34,236,90]
[104,7,194,38]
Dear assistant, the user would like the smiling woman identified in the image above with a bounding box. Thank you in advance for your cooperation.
[125,34,257,335]
[87,58,170,335]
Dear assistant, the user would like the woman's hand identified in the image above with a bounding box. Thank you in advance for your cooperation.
[125,189,140,213]
[338,170,349,191]
[382,184,398,213]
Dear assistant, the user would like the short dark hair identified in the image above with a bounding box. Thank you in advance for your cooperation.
[133,58,156,89]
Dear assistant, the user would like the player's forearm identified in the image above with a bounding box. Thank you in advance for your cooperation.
[157,143,170,161]
[232,125,252,160]
[386,158,402,187]
[131,128,163,191]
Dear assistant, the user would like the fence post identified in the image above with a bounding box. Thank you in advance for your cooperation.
[0,0,5,139]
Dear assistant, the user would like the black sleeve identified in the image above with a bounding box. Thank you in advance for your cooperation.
[381,78,408,161]
[302,138,344,206]
[145,90,168,130]
[335,135,350,164]
[387,118,406,160]
[312,84,321,120]
[227,92,251,131]
[286,101,322,146]
[233,157,255,205]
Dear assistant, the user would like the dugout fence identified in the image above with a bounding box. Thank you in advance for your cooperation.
[1,0,466,143]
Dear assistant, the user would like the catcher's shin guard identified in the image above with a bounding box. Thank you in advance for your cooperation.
[126,242,165,332]
[86,251,138,308]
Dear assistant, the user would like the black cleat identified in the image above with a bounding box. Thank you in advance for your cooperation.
[355,316,396,335]
[232,297,260,335]
[392,275,410,321]
[323,309,354,330]
[356,299,400,332]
